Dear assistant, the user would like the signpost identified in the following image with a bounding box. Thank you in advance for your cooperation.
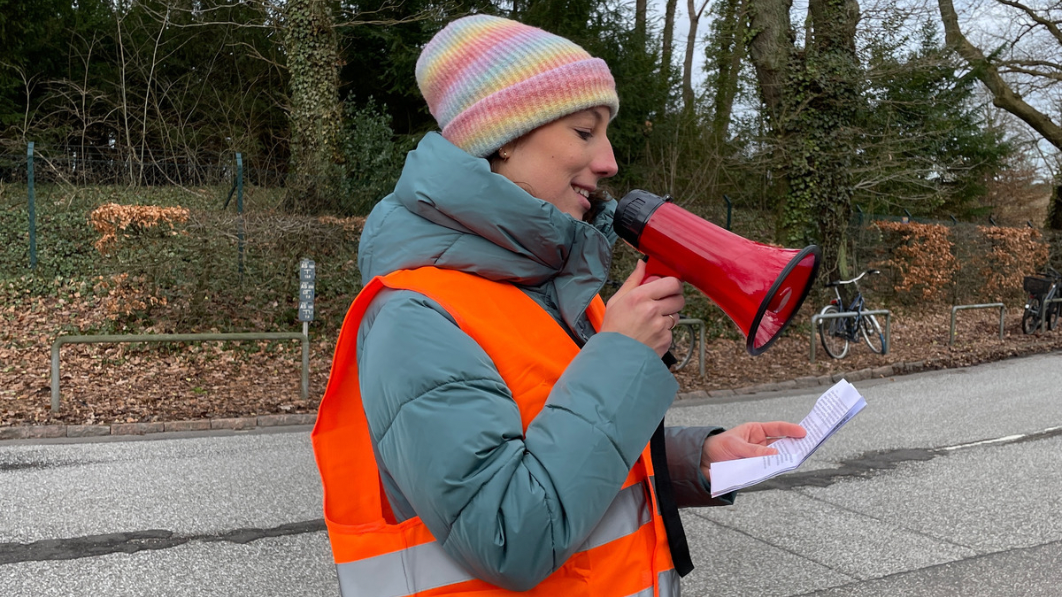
[298,259,315,400]
[28,142,37,269]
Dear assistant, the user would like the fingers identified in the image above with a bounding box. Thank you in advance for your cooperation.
[705,423,806,464]
[705,433,776,463]
[601,263,686,356]
[760,422,806,440]
[745,444,780,458]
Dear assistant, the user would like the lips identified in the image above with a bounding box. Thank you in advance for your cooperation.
[571,185,592,215]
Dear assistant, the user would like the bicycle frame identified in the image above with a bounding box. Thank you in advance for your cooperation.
[1022,267,1062,334]
[818,269,886,359]
[1026,283,1058,313]
[826,270,878,340]
[828,287,867,341]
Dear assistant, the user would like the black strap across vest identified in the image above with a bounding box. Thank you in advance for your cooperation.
[650,420,695,577]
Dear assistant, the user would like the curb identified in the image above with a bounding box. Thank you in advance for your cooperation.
[678,359,925,401]
[0,360,933,441]
[0,414,317,441]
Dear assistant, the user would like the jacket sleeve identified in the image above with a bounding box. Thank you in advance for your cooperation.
[664,426,737,508]
[357,288,678,591]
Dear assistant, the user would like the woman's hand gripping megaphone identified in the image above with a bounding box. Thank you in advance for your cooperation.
[600,260,685,358]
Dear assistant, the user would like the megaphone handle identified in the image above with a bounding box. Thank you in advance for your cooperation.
[639,257,682,369]
[661,351,677,368]
[642,256,683,283]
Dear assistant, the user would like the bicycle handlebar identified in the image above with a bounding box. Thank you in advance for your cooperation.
[826,269,880,287]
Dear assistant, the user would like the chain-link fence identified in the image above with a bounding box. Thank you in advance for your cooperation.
[4,140,1061,332]
[0,143,287,188]
[847,209,1062,308]
[0,143,364,337]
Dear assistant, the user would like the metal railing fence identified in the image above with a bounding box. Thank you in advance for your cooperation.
[51,331,310,412]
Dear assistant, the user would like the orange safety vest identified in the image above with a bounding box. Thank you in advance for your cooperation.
[312,266,679,596]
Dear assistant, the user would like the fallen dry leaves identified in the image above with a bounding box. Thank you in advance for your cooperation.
[0,293,332,426]
[671,306,1062,395]
[2,294,1061,426]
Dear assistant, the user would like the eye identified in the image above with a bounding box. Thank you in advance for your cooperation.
[575,129,593,141]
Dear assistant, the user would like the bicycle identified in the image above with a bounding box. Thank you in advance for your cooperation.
[1021,267,1061,334]
[818,269,885,359]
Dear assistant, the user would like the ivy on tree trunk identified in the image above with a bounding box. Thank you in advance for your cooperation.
[747,0,862,281]
[284,0,342,213]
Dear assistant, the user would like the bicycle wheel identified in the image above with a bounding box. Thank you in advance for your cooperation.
[669,322,696,371]
[1022,297,1042,334]
[818,305,849,359]
[860,314,885,354]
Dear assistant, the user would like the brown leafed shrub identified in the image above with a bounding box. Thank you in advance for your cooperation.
[93,273,168,320]
[89,203,190,254]
[973,226,1049,302]
[873,221,958,303]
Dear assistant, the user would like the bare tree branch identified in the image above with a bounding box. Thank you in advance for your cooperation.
[995,0,1062,46]
[938,0,1062,149]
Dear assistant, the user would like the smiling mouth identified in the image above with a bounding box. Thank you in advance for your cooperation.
[573,186,591,198]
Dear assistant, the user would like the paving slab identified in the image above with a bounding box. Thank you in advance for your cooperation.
[679,510,852,597]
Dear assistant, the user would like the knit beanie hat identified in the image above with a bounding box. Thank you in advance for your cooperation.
[416,14,620,158]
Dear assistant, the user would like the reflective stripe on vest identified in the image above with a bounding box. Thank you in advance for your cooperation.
[337,482,654,597]
[628,570,680,597]
[313,267,676,596]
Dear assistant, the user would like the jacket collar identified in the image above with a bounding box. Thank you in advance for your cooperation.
[359,132,617,337]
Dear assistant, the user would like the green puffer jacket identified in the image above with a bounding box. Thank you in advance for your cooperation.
[355,132,732,591]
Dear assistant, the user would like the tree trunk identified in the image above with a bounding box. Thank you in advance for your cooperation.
[746,0,793,127]
[635,0,647,42]
[660,0,678,113]
[1049,181,1062,230]
[709,0,747,142]
[283,0,341,213]
[746,0,862,281]
[682,0,709,113]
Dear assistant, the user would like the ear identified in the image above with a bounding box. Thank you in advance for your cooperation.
[497,143,515,160]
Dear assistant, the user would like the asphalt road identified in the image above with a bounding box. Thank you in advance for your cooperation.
[2,351,1060,596]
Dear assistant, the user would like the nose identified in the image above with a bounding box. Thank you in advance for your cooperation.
[593,138,618,179]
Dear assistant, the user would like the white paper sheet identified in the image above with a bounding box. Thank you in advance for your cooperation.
[709,379,866,497]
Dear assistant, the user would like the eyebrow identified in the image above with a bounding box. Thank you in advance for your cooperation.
[574,108,605,125]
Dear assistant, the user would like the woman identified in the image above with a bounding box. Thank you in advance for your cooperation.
[312,14,805,596]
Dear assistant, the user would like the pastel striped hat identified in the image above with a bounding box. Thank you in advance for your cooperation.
[416,14,619,158]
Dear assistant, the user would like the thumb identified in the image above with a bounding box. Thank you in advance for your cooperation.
[751,445,779,457]
[614,260,647,298]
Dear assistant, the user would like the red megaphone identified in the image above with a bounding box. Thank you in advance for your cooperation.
[614,190,821,356]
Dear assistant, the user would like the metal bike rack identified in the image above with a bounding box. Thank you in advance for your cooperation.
[809,309,891,363]
[676,318,706,377]
[51,332,310,412]
[949,303,1005,346]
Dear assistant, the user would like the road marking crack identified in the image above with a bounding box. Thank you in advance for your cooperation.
[0,519,326,565]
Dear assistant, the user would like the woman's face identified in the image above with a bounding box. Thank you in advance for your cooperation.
[494,107,618,220]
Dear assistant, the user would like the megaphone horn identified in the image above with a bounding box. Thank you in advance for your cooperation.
[614,190,821,356]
